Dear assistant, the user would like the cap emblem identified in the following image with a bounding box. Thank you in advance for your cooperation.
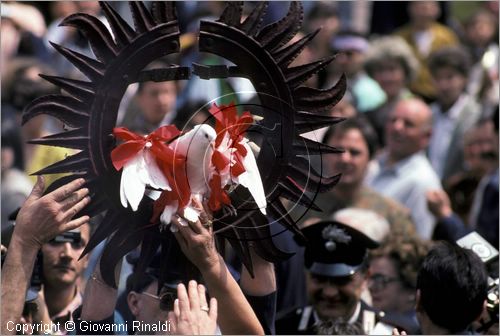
[322,225,351,251]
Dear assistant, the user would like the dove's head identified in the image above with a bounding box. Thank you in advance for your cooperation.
[192,124,216,145]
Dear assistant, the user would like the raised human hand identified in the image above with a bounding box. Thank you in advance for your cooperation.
[171,198,219,273]
[167,281,217,335]
[426,189,452,219]
[12,176,90,249]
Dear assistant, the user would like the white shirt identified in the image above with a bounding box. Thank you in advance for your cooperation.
[429,94,468,178]
[413,30,433,57]
[366,151,442,239]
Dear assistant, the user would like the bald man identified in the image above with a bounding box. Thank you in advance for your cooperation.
[366,98,442,239]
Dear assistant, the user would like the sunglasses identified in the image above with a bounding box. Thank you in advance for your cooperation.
[368,274,400,291]
[141,290,176,311]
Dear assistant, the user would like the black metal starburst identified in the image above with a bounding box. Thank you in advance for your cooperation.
[23,1,346,287]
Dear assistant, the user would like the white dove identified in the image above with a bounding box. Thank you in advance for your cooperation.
[160,124,217,225]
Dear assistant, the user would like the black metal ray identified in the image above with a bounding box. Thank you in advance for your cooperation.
[286,172,340,196]
[286,157,342,193]
[151,2,176,24]
[31,150,91,175]
[76,196,107,219]
[28,128,89,150]
[293,74,347,113]
[293,135,343,155]
[217,1,243,26]
[43,173,86,194]
[267,200,303,237]
[256,1,302,52]
[100,225,145,288]
[246,217,294,262]
[294,112,345,134]
[277,181,321,211]
[230,228,254,277]
[273,29,319,69]
[60,14,118,63]
[39,74,94,102]
[41,173,104,224]
[134,230,161,283]
[214,215,254,275]
[240,1,268,36]
[158,240,172,291]
[23,95,89,128]
[100,1,136,48]
[50,42,105,82]
[80,211,119,259]
[129,1,155,34]
[285,55,336,89]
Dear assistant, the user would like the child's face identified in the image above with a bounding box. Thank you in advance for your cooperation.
[432,67,467,107]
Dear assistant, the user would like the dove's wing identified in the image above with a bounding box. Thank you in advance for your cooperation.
[237,142,267,215]
[121,153,146,211]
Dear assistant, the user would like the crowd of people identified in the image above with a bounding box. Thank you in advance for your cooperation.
[1,1,499,335]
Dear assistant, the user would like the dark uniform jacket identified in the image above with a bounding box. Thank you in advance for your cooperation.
[275,300,378,335]
[275,301,421,335]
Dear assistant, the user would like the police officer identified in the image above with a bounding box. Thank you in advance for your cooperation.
[276,209,387,334]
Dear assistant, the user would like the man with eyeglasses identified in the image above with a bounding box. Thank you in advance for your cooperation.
[275,209,392,334]
[121,250,184,333]
[367,236,430,334]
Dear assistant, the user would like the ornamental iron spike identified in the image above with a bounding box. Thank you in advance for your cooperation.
[38,74,95,102]
[274,28,320,69]
[294,112,345,134]
[240,1,268,36]
[285,54,337,89]
[277,181,322,212]
[30,150,91,176]
[293,74,347,113]
[151,2,176,24]
[129,1,156,33]
[60,14,118,63]
[99,1,136,47]
[293,135,344,155]
[23,95,90,128]
[217,1,244,26]
[49,42,105,81]
[256,1,303,52]
[28,128,89,150]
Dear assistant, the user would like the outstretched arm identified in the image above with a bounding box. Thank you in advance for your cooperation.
[240,248,277,335]
[172,200,264,335]
[1,177,90,334]
[80,256,122,322]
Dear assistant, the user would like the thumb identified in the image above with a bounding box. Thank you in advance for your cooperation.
[27,175,45,202]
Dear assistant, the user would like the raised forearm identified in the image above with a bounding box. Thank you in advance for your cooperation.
[201,255,264,335]
[80,259,122,321]
[241,250,276,296]
[1,235,39,334]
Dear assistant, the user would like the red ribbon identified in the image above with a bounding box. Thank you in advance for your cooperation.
[207,102,254,211]
[111,125,181,171]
